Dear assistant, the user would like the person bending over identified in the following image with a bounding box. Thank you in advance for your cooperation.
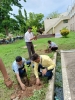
[31,53,55,85]
[12,56,31,90]
[48,40,58,51]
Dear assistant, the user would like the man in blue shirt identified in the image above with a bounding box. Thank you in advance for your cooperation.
[12,56,31,90]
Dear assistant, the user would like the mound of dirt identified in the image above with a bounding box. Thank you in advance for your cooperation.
[10,75,44,100]
[44,48,51,53]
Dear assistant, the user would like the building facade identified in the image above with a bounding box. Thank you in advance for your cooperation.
[68,0,75,31]
[44,1,75,34]
[44,12,70,34]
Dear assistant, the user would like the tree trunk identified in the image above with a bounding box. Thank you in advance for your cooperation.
[5,27,9,36]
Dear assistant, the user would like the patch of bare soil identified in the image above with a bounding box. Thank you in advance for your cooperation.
[36,48,51,55]
[44,48,51,53]
[10,75,44,100]
[22,45,37,49]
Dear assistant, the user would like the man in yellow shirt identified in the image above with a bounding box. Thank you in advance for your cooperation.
[31,53,55,85]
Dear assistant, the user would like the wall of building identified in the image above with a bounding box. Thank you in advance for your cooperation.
[44,2,75,34]
[47,20,70,34]
[47,28,53,34]
[68,1,75,31]
[54,20,70,33]
[44,18,59,31]
[44,14,70,34]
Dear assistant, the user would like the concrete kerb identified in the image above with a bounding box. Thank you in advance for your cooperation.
[61,50,72,100]
[45,53,57,100]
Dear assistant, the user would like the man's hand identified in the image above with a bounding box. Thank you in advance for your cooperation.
[34,36,37,40]
[20,83,26,91]
[42,69,47,76]
[36,78,41,85]
[16,73,26,90]
[30,36,37,40]
[4,78,13,88]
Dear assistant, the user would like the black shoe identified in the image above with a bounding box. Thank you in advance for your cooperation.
[47,72,53,80]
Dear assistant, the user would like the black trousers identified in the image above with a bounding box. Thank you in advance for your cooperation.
[51,47,58,51]
[26,42,35,59]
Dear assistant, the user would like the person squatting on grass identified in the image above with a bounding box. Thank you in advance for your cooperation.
[24,27,37,59]
[12,56,31,90]
[0,58,13,88]
[31,53,55,85]
[48,40,58,51]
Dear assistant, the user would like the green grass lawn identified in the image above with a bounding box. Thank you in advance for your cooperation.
[0,31,75,100]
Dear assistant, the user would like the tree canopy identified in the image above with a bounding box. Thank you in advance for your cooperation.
[47,11,60,18]
[0,0,44,36]
[26,12,44,29]
[0,0,26,35]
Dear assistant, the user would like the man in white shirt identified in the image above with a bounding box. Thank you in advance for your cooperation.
[48,40,58,51]
[24,27,37,59]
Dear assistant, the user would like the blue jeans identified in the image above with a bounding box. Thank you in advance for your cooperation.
[18,65,27,78]
[26,60,31,67]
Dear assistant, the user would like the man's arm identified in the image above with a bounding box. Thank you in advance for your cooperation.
[0,59,13,88]
[42,58,55,75]
[34,63,39,78]
[16,73,25,90]
[47,59,55,70]
[34,63,41,85]
[30,36,37,40]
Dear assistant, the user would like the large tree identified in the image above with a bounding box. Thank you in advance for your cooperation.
[14,11,44,34]
[27,12,44,29]
[9,18,19,32]
[0,0,26,35]
[14,9,27,34]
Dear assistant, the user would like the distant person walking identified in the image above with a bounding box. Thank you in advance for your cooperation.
[24,27,37,59]
[48,40,58,51]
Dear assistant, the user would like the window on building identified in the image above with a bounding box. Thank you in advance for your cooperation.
[63,19,68,23]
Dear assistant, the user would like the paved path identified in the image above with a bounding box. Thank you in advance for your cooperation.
[61,50,75,100]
